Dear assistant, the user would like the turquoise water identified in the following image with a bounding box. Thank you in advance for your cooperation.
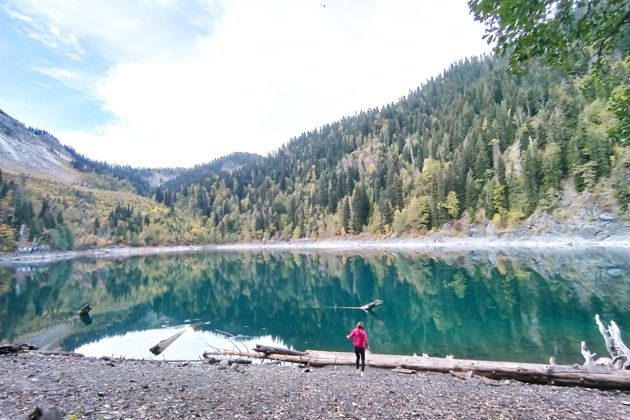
[1,249,629,363]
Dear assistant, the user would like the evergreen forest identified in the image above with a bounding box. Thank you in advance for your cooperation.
[1,52,629,250]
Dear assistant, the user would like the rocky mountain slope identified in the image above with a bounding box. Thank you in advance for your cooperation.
[0,110,79,183]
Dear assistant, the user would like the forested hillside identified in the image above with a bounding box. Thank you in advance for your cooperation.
[155,55,630,242]
[1,53,629,251]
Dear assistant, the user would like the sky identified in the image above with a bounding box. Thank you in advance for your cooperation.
[0,0,492,168]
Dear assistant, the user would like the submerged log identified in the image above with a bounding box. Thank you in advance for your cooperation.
[149,330,185,356]
[360,299,383,311]
[79,304,92,315]
[203,348,630,390]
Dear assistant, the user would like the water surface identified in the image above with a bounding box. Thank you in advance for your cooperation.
[1,249,629,364]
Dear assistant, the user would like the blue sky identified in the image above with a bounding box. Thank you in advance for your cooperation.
[0,0,491,168]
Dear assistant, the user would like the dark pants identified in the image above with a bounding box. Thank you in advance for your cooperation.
[354,346,366,371]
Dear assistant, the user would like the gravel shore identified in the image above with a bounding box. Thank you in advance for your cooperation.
[2,352,630,419]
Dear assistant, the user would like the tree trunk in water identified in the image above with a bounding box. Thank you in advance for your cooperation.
[149,330,185,356]
[360,299,383,311]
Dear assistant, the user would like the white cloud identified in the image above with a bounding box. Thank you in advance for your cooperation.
[30,66,100,92]
[3,3,85,60]
[5,0,220,62]
[10,0,492,168]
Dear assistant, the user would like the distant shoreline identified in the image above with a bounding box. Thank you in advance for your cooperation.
[2,235,630,264]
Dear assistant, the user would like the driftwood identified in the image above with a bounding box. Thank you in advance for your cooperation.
[0,344,37,354]
[360,299,383,311]
[334,299,384,311]
[581,341,611,366]
[450,370,473,380]
[392,367,416,374]
[228,359,252,365]
[149,330,185,355]
[610,321,630,369]
[79,304,92,315]
[253,344,306,356]
[589,314,630,369]
[203,348,630,390]
[203,349,310,365]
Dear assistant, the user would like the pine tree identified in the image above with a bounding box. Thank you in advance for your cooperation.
[351,184,369,233]
[340,197,350,233]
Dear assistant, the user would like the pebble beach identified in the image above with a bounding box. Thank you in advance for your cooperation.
[2,351,630,419]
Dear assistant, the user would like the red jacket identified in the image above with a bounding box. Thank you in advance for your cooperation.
[347,328,368,348]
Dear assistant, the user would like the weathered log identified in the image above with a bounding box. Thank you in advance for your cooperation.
[149,330,185,355]
[0,344,37,354]
[595,314,616,359]
[610,321,630,369]
[581,341,612,366]
[204,348,630,390]
[253,344,306,356]
[450,370,473,380]
[392,367,416,374]
[593,314,630,369]
[360,299,383,311]
[228,359,252,365]
[203,349,309,364]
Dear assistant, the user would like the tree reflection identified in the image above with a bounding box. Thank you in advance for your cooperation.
[0,248,629,364]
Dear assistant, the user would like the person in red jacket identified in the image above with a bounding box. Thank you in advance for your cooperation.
[347,321,369,376]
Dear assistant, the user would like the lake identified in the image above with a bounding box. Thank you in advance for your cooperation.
[1,248,629,364]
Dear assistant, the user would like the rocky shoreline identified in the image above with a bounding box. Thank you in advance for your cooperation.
[1,351,630,419]
[1,233,630,266]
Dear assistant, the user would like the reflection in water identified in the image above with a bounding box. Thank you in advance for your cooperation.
[1,248,629,363]
[75,324,286,360]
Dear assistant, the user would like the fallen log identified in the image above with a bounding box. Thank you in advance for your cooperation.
[0,344,37,354]
[253,344,306,356]
[203,348,630,390]
[202,349,310,365]
[149,330,185,356]
[228,359,252,365]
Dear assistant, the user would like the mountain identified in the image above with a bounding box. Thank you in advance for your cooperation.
[161,152,261,190]
[0,110,80,183]
[1,53,629,251]
[152,54,629,242]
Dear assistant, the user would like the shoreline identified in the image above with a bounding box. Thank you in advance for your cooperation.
[2,235,630,264]
[1,351,629,419]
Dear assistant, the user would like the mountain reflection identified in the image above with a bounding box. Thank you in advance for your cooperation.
[1,248,629,363]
